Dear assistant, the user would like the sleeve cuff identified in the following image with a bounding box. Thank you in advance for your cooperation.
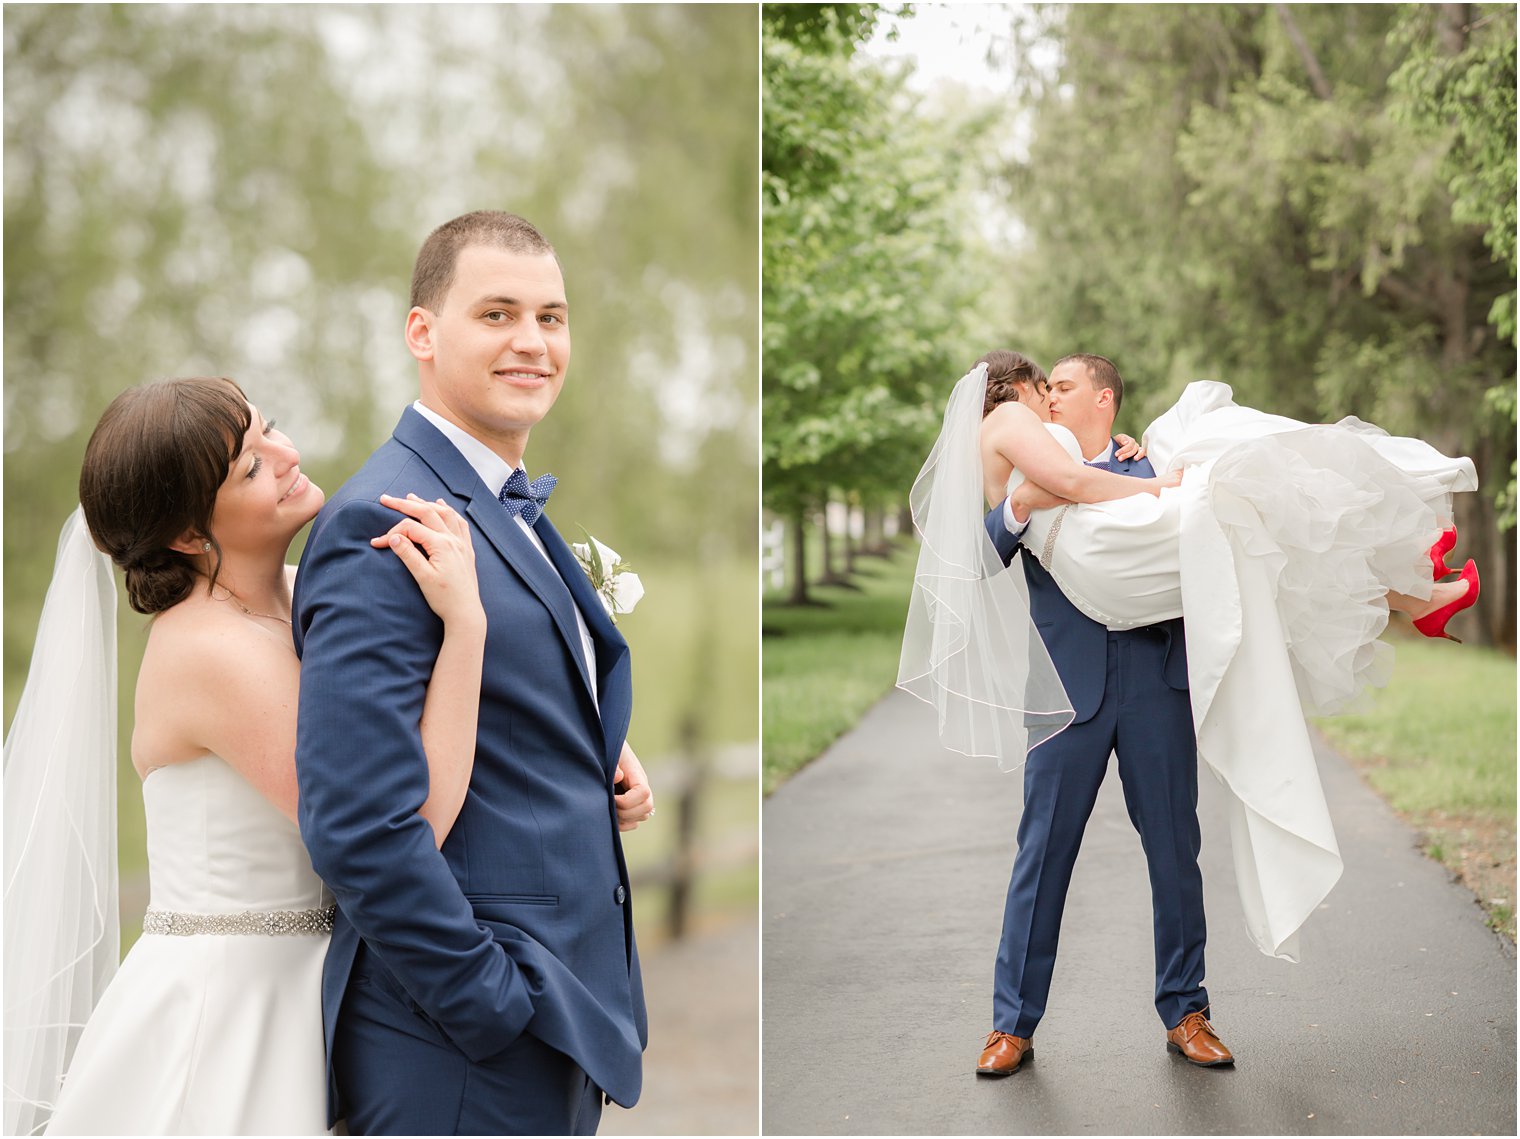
[1003,498,1030,540]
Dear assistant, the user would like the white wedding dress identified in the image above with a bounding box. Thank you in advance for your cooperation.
[45,755,332,1136]
[1013,381,1477,961]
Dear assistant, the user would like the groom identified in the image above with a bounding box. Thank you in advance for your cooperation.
[976,353,1233,1075]
[294,211,649,1134]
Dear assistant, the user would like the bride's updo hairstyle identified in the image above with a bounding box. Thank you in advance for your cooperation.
[79,377,253,615]
[977,350,1048,417]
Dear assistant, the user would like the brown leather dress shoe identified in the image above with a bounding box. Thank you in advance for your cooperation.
[976,1030,1033,1077]
[1166,1011,1234,1067]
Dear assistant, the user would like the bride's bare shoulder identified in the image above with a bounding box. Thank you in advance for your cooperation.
[142,592,283,682]
[134,590,292,772]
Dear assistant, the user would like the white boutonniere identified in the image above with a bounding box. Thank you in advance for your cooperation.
[571,532,644,624]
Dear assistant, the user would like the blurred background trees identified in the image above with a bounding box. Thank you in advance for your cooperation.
[6,4,759,959]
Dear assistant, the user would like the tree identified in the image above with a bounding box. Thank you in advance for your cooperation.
[762,7,995,602]
[1389,3,1518,525]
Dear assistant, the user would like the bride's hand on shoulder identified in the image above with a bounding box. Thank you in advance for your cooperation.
[1114,434,1146,461]
[372,494,485,630]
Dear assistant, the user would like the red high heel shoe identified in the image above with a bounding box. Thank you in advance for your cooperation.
[1427,526,1458,579]
[1413,559,1480,642]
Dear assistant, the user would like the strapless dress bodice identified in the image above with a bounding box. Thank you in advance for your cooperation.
[142,754,331,914]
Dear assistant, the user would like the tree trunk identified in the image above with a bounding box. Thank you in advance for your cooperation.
[787,509,811,606]
[818,499,857,588]
[1427,246,1511,647]
[863,504,890,555]
[1437,3,1469,55]
[1459,434,1516,649]
[818,501,838,580]
[843,502,859,575]
[897,502,914,537]
[1498,524,1517,653]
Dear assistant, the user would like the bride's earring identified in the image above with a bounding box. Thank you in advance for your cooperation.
[201,541,211,552]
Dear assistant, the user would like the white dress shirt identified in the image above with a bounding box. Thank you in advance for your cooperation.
[1002,438,1117,538]
[411,401,598,705]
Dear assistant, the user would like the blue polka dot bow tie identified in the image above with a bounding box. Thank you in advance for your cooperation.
[498,468,557,526]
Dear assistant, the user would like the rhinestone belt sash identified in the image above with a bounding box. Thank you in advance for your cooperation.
[1039,505,1071,570]
[142,905,335,936]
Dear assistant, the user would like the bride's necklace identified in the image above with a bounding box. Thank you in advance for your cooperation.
[213,586,291,626]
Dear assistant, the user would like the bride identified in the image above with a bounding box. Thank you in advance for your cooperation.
[6,375,489,1136]
[899,351,1479,961]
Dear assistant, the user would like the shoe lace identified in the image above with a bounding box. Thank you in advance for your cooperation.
[1180,1012,1217,1042]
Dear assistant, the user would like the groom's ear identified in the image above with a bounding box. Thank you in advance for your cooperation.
[405,307,436,362]
[1095,387,1116,412]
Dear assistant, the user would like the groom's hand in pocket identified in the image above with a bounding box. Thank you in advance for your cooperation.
[613,742,655,832]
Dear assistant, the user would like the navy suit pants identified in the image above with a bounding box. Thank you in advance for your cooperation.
[333,942,602,1136]
[993,628,1209,1036]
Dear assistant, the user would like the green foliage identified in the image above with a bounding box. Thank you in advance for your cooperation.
[1008,4,1514,411]
[1388,3,1518,520]
[762,3,893,53]
[762,16,999,527]
[1390,5,1518,280]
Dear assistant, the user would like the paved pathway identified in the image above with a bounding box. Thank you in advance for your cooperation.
[763,688,1516,1135]
[603,914,759,1136]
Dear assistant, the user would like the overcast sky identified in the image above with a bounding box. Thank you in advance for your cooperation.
[859,4,1029,95]
[858,4,1049,250]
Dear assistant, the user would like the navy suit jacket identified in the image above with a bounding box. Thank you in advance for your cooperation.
[984,446,1188,724]
[293,407,645,1123]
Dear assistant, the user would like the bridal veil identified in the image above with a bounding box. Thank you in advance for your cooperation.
[897,364,1075,769]
[4,508,119,1136]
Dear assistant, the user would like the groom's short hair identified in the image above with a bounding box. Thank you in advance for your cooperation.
[411,211,557,311]
[1055,353,1123,413]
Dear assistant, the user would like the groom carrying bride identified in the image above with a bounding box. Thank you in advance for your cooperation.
[294,211,654,1134]
[975,353,1234,1076]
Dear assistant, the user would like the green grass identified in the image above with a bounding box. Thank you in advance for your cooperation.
[762,545,918,793]
[1315,631,1516,939]
[1315,634,1515,821]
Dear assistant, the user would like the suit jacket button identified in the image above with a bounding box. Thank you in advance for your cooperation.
[614,885,626,905]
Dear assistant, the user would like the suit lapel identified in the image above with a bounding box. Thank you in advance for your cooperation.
[535,515,633,763]
[392,409,597,705]
[1111,442,1154,480]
